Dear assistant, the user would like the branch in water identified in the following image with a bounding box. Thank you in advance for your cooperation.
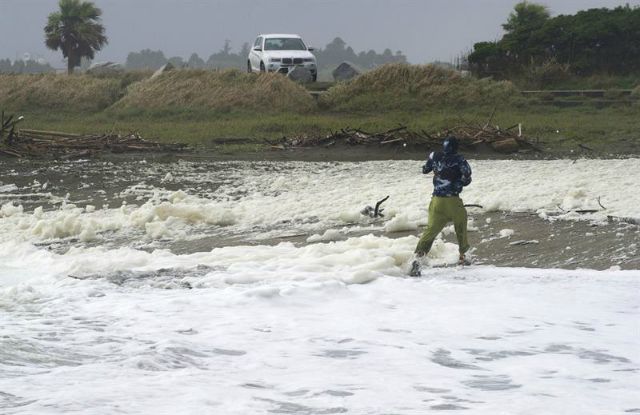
[374,196,390,218]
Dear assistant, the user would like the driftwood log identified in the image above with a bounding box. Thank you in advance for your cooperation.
[1,121,188,159]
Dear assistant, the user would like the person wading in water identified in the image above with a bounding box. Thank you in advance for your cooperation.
[410,136,472,276]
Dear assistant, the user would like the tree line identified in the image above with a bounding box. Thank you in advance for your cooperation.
[13,0,635,82]
[125,37,407,71]
[313,37,407,70]
[125,40,250,70]
[468,2,640,79]
[3,0,407,75]
[0,59,54,74]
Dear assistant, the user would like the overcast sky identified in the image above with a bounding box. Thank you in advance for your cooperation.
[1,0,638,68]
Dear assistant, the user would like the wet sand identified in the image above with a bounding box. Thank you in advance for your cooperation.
[120,143,635,163]
[167,210,639,271]
[433,210,638,270]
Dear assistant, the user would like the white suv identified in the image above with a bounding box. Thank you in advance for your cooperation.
[248,34,317,82]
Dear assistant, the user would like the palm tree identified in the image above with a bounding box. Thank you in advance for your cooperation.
[44,0,107,74]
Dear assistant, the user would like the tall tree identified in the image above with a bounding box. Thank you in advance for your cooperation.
[501,1,550,65]
[222,39,232,55]
[126,49,167,70]
[468,4,640,78]
[44,0,107,74]
[502,1,550,34]
[239,42,251,59]
[0,59,13,73]
[168,56,185,68]
[187,53,205,69]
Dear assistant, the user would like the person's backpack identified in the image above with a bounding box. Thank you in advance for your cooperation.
[432,152,462,182]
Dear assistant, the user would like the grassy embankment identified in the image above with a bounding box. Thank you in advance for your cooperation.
[1,65,638,154]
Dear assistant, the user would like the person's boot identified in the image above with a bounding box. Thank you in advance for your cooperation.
[458,253,471,266]
[409,252,424,277]
[409,260,422,277]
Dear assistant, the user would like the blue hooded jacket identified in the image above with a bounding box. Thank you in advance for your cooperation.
[422,137,472,197]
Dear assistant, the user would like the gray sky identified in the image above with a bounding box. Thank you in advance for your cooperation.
[1,0,638,68]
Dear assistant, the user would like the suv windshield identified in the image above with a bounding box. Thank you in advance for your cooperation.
[264,38,307,51]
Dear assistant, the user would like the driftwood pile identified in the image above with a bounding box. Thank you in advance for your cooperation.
[268,111,541,154]
[1,113,188,159]
[267,126,425,149]
[426,122,540,154]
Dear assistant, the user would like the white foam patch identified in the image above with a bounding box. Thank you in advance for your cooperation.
[0,201,23,217]
[0,193,238,242]
[0,235,415,289]
[0,159,638,244]
[307,229,344,243]
[384,213,418,233]
[0,184,18,193]
[0,244,637,414]
[499,228,515,238]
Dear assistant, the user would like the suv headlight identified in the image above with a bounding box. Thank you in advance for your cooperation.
[303,58,314,62]
[270,58,282,62]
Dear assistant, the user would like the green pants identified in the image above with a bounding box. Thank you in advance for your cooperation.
[415,196,469,255]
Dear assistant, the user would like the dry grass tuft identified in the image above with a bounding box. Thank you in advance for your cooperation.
[113,69,315,113]
[320,63,518,111]
[0,74,123,112]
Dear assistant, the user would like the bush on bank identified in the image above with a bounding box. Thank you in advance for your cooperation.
[320,63,519,111]
[0,74,122,112]
[112,69,315,114]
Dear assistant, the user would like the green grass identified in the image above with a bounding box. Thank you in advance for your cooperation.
[16,104,638,153]
[3,66,638,156]
[518,74,640,91]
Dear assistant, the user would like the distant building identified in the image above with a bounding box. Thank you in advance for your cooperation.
[332,61,363,82]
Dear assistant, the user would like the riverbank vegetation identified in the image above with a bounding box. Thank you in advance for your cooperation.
[114,70,314,113]
[0,63,637,155]
[14,105,639,155]
[0,73,122,112]
[468,3,640,90]
[319,64,518,111]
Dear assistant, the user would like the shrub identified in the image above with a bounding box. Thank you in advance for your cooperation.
[0,73,122,112]
[88,70,152,89]
[319,63,518,111]
[523,58,571,89]
[603,89,626,100]
[112,69,315,114]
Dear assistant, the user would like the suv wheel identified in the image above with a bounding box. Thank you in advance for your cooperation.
[260,62,266,72]
[247,61,252,73]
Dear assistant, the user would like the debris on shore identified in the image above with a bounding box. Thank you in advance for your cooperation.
[361,195,390,219]
[267,116,541,154]
[1,112,188,159]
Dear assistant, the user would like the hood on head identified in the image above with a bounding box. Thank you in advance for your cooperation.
[443,136,459,154]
